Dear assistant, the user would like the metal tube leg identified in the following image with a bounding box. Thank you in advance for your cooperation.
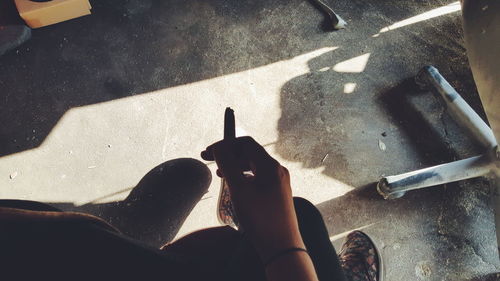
[378,154,493,199]
[495,180,500,255]
[416,66,498,149]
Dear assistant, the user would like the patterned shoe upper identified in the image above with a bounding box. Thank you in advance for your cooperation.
[338,231,379,281]
[217,179,239,228]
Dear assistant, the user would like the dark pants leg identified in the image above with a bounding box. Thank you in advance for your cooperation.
[160,197,348,281]
[294,197,347,281]
[115,158,212,246]
[0,163,345,280]
[0,158,212,249]
[0,200,62,212]
[162,196,348,281]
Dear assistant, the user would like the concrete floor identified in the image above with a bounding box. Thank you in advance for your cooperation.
[1,0,499,279]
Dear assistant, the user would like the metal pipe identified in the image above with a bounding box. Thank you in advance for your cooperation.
[416,66,498,150]
[494,179,500,254]
[309,0,347,30]
[378,154,493,199]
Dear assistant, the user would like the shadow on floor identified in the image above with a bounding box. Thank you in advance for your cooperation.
[0,0,463,157]
[273,18,496,276]
[2,0,498,278]
[274,11,483,187]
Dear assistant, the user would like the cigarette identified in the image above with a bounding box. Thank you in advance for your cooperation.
[224,107,235,140]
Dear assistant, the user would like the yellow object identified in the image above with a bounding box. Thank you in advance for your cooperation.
[15,0,92,29]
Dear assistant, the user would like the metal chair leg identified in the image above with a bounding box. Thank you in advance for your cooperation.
[378,153,494,199]
[378,66,499,199]
[416,66,497,149]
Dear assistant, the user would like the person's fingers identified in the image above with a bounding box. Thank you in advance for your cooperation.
[201,140,224,161]
[216,169,224,178]
[201,141,221,161]
[212,140,246,188]
[236,137,280,176]
[200,150,213,161]
[237,137,278,166]
[203,137,266,158]
[202,137,280,177]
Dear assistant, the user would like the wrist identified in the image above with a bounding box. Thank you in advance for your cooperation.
[252,229,306,262]
[264,247,308,267]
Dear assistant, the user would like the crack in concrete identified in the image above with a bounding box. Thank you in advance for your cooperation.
[437,227,497,269]
[435,183,500,272]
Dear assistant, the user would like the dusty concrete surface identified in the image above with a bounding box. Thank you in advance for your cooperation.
[0,0,499,280]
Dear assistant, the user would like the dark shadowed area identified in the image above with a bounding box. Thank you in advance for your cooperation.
[1,0,498,280]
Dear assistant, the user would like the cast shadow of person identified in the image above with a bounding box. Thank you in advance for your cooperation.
[274,11,498,277]
[275,8,474,188]
[0,0,308,157]
[275,47,408,188]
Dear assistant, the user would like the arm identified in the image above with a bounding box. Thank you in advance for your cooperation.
[202,137,319,281]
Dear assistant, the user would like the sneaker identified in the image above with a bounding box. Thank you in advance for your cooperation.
[216,179,239,228]
[338,231,383,281]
